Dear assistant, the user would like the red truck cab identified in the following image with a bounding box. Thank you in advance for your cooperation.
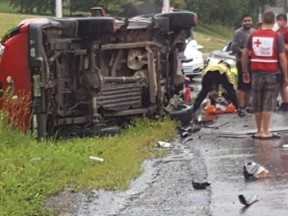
[90,7,106,16]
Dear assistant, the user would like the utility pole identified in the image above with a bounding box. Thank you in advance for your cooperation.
[285,0,287,16]
[55,0,63,18]
[163,0,170,13]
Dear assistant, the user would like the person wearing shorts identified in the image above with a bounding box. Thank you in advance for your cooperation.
[242,11,288,139]
[232,14,255,117]
[276,13,288,111]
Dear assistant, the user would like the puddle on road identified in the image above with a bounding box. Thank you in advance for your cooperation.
[251,136,288,181]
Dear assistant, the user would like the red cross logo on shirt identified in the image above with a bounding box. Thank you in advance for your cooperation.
[254,39,262,47]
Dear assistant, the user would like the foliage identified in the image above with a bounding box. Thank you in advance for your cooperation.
[0,0,279,26]
[186,0,277,27]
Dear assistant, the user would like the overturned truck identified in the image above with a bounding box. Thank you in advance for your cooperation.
[0,11,197,138]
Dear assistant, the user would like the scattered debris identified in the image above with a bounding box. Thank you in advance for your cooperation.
[178,124,201,140]
[183,137,194,144]
[243,161,269,180]
[194,115,215,126]
[238,194,258,207]
[192,181,211,190]
[180,131,189,138]
[157,141,173,148]
[218,133,247,138]
[89,156,104,163]
[30,157,42,161]
[203,121,229,129]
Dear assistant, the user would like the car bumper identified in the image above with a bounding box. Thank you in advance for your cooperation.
[182,59,204,76]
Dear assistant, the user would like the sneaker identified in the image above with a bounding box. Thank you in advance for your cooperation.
[238,108,249,117]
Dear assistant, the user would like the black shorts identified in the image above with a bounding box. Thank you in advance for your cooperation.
[236,61,251,91]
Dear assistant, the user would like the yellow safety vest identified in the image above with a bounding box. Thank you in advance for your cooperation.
[203,62,238,97]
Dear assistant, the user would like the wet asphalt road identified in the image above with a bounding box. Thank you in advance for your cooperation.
[71,77,288,216]
[75,112,288,216]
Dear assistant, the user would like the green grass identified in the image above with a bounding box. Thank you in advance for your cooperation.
[0,12,45,38]
[0,116,177,215]
[194,23,232,53]
[0,8,232,215]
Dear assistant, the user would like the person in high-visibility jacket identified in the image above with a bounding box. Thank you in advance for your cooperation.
[192,60,238,114]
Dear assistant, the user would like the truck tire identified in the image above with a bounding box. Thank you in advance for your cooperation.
[169,103,193,124]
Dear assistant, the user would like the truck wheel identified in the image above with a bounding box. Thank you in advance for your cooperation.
[168,103,193,124]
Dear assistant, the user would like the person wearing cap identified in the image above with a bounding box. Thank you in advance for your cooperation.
[191,60,238,114]
[242,11,288,139]
[276,13,288,111]
[232,14,255,117]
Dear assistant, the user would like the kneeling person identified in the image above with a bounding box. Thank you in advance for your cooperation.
[192,60,238,114]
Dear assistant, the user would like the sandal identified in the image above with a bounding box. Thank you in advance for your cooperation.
[251,134,262,139]
[259,133,281,140]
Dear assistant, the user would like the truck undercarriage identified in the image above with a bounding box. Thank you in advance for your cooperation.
[0,11,197,138]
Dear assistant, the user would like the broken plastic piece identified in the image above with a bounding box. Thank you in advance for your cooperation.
[243,161,269,180]
[181,131,189,138]
[238,194,258,207]
[192,181,211,190]
[157,141,172,148]
[89,156,104,162]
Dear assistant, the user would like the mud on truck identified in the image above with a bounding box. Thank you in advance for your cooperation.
[0,11,197,139]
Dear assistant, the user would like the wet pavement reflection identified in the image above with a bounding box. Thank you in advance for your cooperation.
[197,112,288,216]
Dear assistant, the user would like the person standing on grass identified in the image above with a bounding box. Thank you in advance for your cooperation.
[242,11,288,139]
[232,14,255,117]
[276,13,288,111]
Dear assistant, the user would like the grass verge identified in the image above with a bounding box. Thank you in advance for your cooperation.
[0,12,45,37]
[194,24,233,53]
[0,116,177,215]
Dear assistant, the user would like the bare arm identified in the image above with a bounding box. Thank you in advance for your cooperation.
[241,48,249,73]
[279,52,288,82]
[231,33,242,54]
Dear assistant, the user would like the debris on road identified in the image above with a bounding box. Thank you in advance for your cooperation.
[157,141,173,148]
[194,114,215,125]
[203,121,229,129]
[178,124,201,139]
[243,161,269,180]
[89,156,104,163]
[238,194,258,207]
[192,181,211,190]
[218,133,248,138]
[181,131,190,138]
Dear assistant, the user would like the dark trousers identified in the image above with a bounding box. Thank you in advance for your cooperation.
[192,71,238,112]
